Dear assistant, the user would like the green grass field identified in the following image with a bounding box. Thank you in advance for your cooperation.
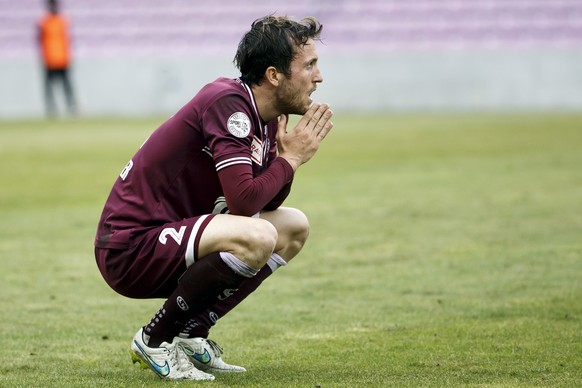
[1,113,581,387]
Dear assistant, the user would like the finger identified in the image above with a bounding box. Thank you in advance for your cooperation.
[317,119,333,141]
[311,103,330,125]
[276,114,288,142]
[278,114,288,132]
[296,103,322,129]
[313,108,333,137]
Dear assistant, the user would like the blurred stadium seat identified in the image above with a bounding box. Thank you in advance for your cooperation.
[1,0,581,59]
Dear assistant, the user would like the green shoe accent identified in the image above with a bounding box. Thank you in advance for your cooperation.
[130,349,149,369]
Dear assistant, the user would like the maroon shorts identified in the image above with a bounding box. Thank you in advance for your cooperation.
[95,214,216,299]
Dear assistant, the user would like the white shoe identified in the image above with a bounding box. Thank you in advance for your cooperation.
[130,328,215,380]
[174,337,247,373]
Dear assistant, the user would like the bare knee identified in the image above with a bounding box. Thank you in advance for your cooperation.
[286,208,310,252]
[198,215,278,269]
[234,218,278,269]
[260,207,310,262]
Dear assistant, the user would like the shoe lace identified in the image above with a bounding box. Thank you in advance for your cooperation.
[172,343,196,372]
[205,339,224,357]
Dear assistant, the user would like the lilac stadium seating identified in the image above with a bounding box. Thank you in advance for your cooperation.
[1,0,581,59]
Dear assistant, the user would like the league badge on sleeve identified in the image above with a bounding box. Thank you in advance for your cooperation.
[227,112,251,138]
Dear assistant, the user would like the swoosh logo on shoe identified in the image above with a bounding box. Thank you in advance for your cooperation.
[193,349,212,364]
[134,340,171,377]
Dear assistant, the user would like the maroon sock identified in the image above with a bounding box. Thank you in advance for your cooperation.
[179,264,275,339]
[144,252,245,347]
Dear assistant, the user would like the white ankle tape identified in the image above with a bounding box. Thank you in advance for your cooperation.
[219,252,259,278]
[267,253,287,272]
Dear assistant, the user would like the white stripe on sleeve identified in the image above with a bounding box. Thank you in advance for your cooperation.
[216,157,252,171]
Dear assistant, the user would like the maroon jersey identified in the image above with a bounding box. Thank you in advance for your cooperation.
[95,78,294,249]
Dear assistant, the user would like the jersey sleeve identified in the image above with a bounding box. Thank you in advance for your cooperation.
[202,94,254,169]
[201,93,294,216]
[218,159,294,216]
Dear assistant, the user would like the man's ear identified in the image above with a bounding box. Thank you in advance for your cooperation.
[265,66,280,86]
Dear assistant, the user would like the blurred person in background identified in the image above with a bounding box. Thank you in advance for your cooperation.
[94,15,333,381]
[38,0,76,117]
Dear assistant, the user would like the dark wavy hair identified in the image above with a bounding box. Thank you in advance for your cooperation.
[234,15,323,86]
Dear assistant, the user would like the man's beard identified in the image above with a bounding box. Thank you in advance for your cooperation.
[276,84,308,116]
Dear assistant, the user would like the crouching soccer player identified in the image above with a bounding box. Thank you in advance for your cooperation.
[94,15,333,380]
